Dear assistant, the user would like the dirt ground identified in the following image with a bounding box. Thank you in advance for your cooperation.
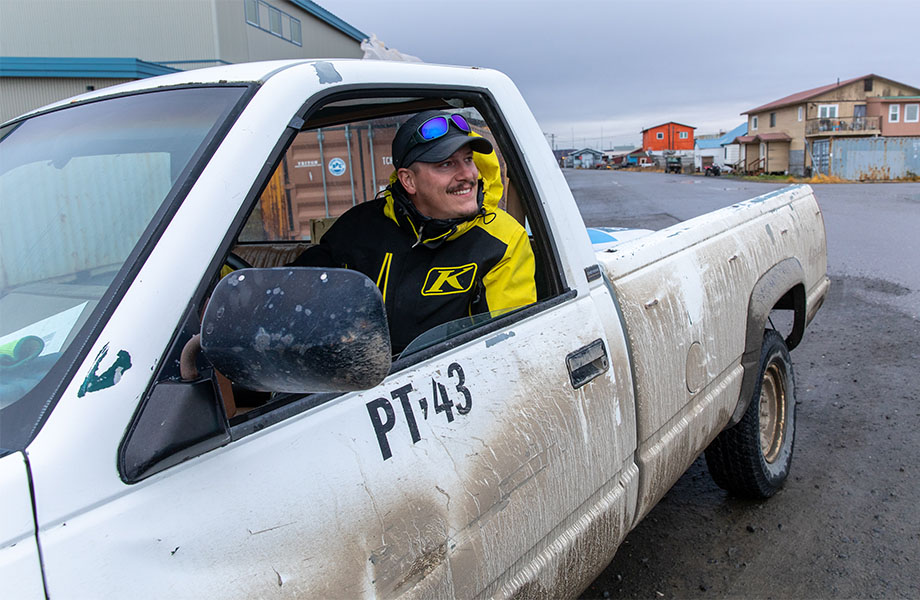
[578,274,919,600]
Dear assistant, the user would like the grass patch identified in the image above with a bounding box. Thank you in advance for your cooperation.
[736,173,847,184]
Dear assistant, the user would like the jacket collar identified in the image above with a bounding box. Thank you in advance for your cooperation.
[383,181,485,249]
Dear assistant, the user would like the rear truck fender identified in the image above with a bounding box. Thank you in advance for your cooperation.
[728,257,807,428]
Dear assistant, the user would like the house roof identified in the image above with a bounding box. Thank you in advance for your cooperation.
[641,121,696,133]
[733,132,792,144]
[696,122,748,149]
[743,74,920,114]
[572,148,604,156]
[757,132,792,142]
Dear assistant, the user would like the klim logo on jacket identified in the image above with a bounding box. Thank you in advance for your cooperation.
[421,263,478,296]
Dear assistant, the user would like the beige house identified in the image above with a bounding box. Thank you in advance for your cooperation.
[0,0,366,122]
[738,74,920,175]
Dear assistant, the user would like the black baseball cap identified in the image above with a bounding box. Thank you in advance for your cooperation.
[392,110,493,170]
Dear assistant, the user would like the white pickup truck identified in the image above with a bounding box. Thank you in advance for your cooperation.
[0,60,829,599]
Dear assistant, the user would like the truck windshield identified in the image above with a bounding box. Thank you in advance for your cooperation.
[0,86,246,455]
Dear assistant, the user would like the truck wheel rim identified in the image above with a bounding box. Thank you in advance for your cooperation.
[759,361,786,463]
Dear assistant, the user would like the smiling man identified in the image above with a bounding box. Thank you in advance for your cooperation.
[292,110,536,353]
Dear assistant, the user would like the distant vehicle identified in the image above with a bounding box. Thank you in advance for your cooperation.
[704,164,722,176]
[666,156,682,173]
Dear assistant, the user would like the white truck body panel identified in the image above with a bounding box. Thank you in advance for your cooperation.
[0,452,45,598]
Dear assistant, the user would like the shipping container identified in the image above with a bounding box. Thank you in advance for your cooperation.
[243,112,502,242]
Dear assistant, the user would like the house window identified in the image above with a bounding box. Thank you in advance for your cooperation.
[656,132,664,140]
[770,112,776,127]
[818,105,838,119]
[269,6,283,34]
[751,115,758,130]
[864,78,873,92]
[291,17,302,45]
[244,0,259,25]
[889,104,900,123]
[798,107,803,122]
[905,104,919,123]
[679,131,688,139]
[244,0,303,46]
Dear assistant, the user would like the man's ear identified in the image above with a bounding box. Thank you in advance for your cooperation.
[396,167,416,195]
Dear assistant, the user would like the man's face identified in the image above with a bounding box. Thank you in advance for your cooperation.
[398,146,479,220]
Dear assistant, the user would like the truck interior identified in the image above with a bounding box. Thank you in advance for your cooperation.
[226,91,558,304]
[146,91,561,415]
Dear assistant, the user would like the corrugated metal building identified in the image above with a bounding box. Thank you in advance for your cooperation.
[813,137,920,181]
[0,0,366,122]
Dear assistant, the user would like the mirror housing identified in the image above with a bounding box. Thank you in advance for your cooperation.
[201,267,391,393]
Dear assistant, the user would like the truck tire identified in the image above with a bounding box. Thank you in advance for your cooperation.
[705,329,795,498]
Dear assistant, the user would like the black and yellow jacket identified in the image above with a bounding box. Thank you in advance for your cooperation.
[293,148,536,353]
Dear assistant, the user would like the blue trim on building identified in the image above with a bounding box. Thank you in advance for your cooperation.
[156,59,232,66]
[0,57,181,79]
[288,0,367,41]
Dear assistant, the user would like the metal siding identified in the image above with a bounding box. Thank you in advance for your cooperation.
[213,0,250,63]
[1,77,132,123]
[0,0,216,60]
[789,149,805,176]
[812,139,830,175]
[244,0,363,60]
[830,137,920,181]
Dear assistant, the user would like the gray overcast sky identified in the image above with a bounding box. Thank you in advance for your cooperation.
[322,0,919,149]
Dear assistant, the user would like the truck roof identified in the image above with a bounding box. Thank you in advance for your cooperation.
[7,59,489,124]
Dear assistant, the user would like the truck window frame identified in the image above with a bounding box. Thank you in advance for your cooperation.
[121,84,574,481]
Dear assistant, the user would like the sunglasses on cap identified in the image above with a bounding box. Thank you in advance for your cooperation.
[412,113,472,144]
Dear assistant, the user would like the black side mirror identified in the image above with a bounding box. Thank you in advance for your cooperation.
[200,267,391,393]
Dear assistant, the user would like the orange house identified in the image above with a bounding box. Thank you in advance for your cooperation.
[641,122,696,151]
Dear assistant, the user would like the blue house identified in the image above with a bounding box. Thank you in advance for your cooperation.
[694,123,747,171]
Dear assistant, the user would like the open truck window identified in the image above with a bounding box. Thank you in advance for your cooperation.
[123,89,566,481]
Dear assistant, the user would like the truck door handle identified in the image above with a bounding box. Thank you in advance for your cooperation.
[566,339,609,389]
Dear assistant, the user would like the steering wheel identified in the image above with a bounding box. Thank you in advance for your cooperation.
[224,251,252,271]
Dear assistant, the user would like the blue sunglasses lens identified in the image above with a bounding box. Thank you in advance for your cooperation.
[450,114,471,132]
[418,116,450,140]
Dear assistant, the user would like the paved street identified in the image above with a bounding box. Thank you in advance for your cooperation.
[567,170,920,599]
